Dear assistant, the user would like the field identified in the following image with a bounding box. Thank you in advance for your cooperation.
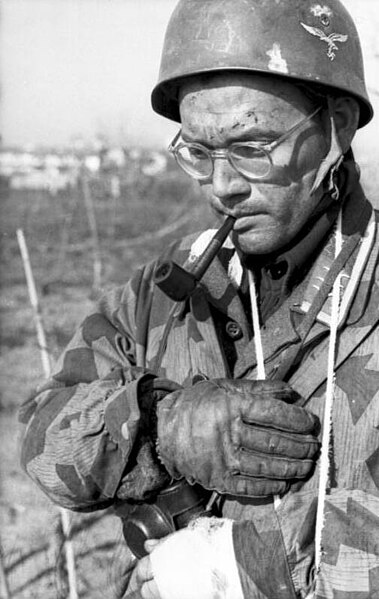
[0,158,212,598]
[1,140,378,598]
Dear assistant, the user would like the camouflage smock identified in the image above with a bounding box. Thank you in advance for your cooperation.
[20,177,379,598]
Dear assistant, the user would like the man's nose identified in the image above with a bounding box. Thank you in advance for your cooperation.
[211,158,251,201]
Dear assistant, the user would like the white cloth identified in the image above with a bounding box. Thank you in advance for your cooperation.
[150,517,244,599]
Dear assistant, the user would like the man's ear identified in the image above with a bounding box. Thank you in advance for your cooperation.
[332,96,360,153]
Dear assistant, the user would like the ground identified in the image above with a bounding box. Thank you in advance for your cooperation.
[0,163,209,598]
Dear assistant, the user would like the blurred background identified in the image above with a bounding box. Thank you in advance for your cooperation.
[0,1,378,597]
[0,0,378,150]
[1,0,178,148]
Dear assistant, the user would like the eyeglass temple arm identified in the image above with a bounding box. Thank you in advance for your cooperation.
[265,106,322,151]
[168,129,182,152]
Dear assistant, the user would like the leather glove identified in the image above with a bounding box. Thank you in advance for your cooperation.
[156,379,320,497]
[116,376,181,502]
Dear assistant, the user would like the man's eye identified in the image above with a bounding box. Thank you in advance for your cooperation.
[249,139,272,147]
[232,145,267,159]
[188,148,208,160]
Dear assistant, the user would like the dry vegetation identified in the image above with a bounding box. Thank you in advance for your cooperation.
[0,159,211,598]
[0,142,378,597]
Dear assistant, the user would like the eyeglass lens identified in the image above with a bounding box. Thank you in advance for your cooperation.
[171,105,322,181]
[175,144,271,180]
[229,146,271,178]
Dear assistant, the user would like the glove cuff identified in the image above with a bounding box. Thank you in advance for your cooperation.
[138,377,181,438]
[116,376,181,502]
[156,392,185,481]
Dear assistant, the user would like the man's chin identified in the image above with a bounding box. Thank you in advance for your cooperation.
[231,229,283,256]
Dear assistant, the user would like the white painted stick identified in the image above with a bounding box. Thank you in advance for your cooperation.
[314,210,343,573]
[17,229,79,599]
[17,230,51,379]
[60,509,78,599]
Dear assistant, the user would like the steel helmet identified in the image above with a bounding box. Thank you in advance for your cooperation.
[151,0,373,128]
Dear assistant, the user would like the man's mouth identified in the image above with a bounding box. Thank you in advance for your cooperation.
[232,213,267,231]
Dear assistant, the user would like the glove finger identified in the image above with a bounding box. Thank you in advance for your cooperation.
[216,379,301,404]
[236,450,316,481]
[238,425,320,459]
[240,396,319,435]
[223,472,289,497]
[245,380,302,404]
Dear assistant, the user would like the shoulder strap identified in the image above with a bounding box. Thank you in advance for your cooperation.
[274,201,373,381]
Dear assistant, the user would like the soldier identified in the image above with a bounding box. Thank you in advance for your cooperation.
[20,1,379,597]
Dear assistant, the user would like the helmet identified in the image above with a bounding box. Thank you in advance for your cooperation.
[151,0,373,128]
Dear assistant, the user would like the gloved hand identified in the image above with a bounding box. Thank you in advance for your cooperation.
[116,376,181,502]
[156,379,320,497]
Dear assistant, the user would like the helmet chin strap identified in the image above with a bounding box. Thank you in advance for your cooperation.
[310,96,344,199]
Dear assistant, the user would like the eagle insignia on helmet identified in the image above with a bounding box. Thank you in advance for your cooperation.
[300,22,348,61]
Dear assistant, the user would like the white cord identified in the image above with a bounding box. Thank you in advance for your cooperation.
[248,270,266,380]
[247,211,343,577]
[248,270,283,510]
[314,209,343,572]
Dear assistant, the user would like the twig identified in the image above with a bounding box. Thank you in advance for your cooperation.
[56,213,73,280]
[0,542,11,599]
[17,228,79,599]
[120,210,192,248]
[63,207,192,252]
[81,169,102,290]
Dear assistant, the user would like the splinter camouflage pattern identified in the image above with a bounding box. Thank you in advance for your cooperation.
[20,162,379,598]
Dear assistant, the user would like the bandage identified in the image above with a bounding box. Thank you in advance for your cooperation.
[150,517,244,599]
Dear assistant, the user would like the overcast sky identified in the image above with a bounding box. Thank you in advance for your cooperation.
[0,0,178,148]
[0,0,378,151]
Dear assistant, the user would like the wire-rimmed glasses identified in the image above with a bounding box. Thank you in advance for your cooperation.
[168,106,322,181]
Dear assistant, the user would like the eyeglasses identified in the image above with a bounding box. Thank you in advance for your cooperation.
[168,106,322,181]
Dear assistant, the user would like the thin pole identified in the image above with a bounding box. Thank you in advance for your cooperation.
[16,230,50,378]
[17,229,79,599]
[81,169,102,290]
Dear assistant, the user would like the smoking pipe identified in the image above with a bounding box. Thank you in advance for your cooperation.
[121,217,236,559]
[154,215,235,302]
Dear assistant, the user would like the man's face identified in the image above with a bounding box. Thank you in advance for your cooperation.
[179,74,329,255]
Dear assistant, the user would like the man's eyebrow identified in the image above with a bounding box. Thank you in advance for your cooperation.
[181,124,283,144]
[228,123,288,145]
[234,126,283,140]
